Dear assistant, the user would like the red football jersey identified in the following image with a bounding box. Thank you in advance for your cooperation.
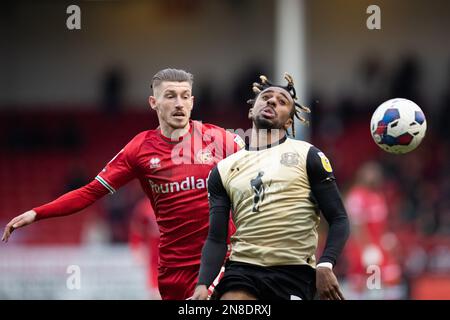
[96,120,242,267]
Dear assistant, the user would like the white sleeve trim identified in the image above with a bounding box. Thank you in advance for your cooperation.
[316,262,333,270]
[95,176,116,194]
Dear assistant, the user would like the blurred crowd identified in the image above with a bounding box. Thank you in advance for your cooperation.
[1,55,449,299]
[311,55,450,299]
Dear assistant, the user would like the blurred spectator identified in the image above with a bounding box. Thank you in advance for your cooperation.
[231,63,267,107]
[191,80,214,120]
[355,55,390,112]
[63,162,89,193]
[389,55,423,105]
[5,114,83,152]
[129,197,160,299]
[103,194,129,243]
[57,120,83,151]
[343,162,403,298]
[101,66,125,115]
[436,60,450,143]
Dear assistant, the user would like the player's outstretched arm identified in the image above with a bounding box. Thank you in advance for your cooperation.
[2,210,37,242]
[306,146,350,300]
[2,179,110,243]
[312,179,349,300]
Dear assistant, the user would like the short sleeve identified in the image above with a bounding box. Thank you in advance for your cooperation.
[225,130,245,154]
[306,146,336,186]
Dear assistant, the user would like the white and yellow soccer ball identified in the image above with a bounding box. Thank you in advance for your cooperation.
[370,98,427,154]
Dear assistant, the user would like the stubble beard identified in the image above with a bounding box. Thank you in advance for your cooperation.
[254,115,283,131]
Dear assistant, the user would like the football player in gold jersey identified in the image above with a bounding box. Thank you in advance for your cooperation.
[193,74,350,300]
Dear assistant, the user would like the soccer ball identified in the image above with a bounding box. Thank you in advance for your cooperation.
[370,98,427,154]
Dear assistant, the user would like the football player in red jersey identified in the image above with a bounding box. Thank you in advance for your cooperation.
[2,68,243,300]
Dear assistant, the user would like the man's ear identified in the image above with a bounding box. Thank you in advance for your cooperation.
[284,117,293,130]
[248,108,253,120]
[149,96,157,110]
[188,96,194,111]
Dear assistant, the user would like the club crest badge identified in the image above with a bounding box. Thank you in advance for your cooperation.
[280,152,299,167]
[196,149,214,164]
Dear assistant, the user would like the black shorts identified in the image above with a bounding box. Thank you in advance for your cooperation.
[213,260,316,300]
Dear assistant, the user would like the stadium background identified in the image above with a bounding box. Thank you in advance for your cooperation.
[0,0,449,299]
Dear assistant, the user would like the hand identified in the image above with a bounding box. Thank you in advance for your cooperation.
[316,266,345,300]
[191,285,209,300]
[2,210,37,243]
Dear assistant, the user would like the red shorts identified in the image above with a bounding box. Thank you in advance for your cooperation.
[158,264,226,300]
[158,264,198,300]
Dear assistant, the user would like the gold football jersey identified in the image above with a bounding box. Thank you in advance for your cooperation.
[217,138,321,268]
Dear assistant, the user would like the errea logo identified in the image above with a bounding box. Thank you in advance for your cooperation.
[150,158,161,169]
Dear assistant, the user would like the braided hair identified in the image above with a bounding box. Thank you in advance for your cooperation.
[247,73,310,137]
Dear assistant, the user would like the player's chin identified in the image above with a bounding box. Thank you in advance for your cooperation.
[169,117,189,128]
[255,116,280,130]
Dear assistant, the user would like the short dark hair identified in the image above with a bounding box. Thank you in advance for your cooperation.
[151,68,194,92]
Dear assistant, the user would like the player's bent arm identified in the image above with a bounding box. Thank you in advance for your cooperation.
[195,167,231,294]
[33,179,109,220]
[3,133,141,243]
[306,146,350,265]
[306,146,350,300]
[2,210,36,242]
[2,180,109,242]
[312,180,350,265]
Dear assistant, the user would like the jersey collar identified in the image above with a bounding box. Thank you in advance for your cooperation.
[246,134,288,151]
[158,120,194,144]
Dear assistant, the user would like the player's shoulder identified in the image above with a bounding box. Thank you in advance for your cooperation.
[286,137,315,154]
[216,148,247,171]
[196,120,225,130]
[130,130,154,143]
[287,138,330,154]
[194,120,230,135]
[285,139,335,172]
[300,142,335,175]
[125,130,157,151]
